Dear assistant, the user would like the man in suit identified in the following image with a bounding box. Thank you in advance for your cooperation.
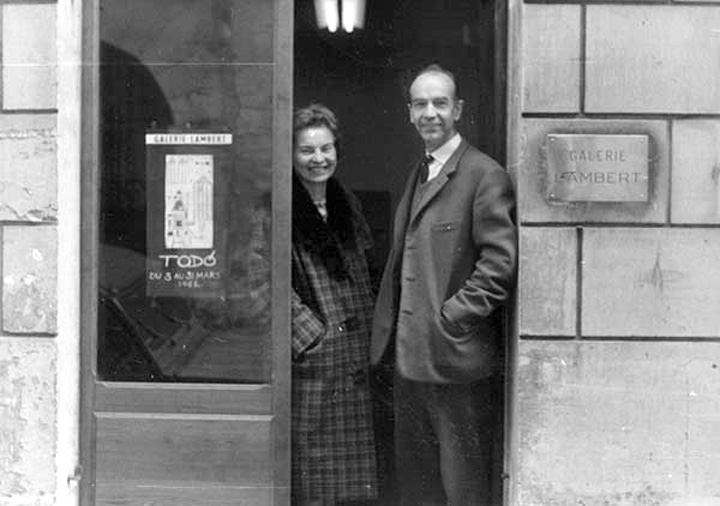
[371,64,517,506]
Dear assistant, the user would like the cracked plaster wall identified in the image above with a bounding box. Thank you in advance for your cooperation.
[0,2,59,505]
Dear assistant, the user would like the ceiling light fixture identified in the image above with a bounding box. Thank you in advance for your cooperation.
[314,0,366,33]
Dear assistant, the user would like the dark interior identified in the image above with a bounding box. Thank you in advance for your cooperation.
[294,0,502,283]
[294,2,505,503]
[294,0,502,203]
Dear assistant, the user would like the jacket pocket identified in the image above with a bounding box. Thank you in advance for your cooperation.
[293,327,327,372]
[431,312,498,383]
[431,220,461,232]
[438,311,473,342]
[429,221,463,289]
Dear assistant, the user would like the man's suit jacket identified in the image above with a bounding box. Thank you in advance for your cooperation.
[371,139,517,383]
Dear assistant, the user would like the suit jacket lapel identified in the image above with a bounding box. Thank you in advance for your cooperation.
[391,163,419,253]
[408,140,469,227]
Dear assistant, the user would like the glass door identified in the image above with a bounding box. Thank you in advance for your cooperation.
[81,0,292,504]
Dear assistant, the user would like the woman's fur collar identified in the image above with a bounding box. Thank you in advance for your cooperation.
[292,174,358,278]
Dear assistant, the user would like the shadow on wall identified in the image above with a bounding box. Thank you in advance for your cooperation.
[100,41,174,253]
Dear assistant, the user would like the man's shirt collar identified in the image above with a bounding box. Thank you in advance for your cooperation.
[427,132,462,165]
[424,133,461,182]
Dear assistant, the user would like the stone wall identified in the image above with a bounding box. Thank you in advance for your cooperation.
[516,2,720,505]
[0,2,59,505]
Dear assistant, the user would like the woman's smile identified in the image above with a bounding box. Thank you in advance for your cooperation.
[293,125,338,196]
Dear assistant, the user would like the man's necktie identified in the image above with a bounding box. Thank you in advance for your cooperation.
[419,154,434,183]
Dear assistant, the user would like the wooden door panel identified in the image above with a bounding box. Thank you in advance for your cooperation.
[94,383,272,415]
[83,0,292,503]
[95,414,272,483]
[95,483,272,506]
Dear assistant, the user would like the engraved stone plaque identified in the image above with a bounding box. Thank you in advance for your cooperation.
[546,134,649,202]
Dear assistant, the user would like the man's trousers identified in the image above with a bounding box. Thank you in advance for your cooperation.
[393,374,498,506]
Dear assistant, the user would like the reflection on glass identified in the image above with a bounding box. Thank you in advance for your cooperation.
[97,0,273,383]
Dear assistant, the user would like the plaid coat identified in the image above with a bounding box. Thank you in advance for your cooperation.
[248,177,378,505]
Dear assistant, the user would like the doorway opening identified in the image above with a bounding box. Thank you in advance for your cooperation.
[294,0,508,504]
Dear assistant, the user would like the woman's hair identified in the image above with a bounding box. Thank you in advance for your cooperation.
[293,103,341,150]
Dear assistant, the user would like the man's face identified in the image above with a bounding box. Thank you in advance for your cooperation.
[408,72,463,152]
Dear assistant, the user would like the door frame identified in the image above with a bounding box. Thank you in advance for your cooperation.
[78,0,294,504]
[78,0,100,501]
[78,0,522,502]
[503,0,523,502]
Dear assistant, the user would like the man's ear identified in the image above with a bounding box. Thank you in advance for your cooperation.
[454,99,465,121]
[407,102,413,123]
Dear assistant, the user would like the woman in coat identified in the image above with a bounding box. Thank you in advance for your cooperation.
[249,103,378,505]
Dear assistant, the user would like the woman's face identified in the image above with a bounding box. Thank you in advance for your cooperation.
[293,126,337,189]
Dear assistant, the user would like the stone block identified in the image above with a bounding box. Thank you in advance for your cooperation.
[0,338,56,504]
[522,4,580,113]
[582,228,720,337]
[0,114,58,222]
[2,3,57,110]
[517,340,720,505]
[586,6,720,114]
[3,226,57,334]
[519,119,668,223]
[671,120,720,224]
[519,227,576,336]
